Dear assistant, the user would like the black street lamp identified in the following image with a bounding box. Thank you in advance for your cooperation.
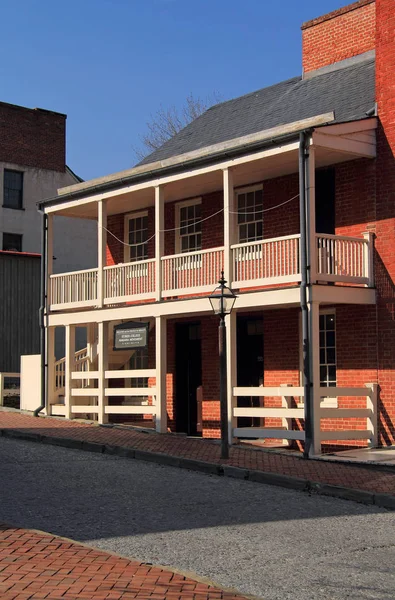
[209,271,237,459]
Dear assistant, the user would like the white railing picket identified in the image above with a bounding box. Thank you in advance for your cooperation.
[161,247,224,295]
[104,259,156,300]
[315,234,369,283]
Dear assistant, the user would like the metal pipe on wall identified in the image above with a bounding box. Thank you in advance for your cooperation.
[34,212,47,417]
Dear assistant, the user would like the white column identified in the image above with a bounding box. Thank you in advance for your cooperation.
[47,327,56,409]
[226,310,237,444]
[97,200,107,308]
[155,186,164,301]
[155,315,167,433]
[65,325,75,419]
[308,298,321,455]
[363,231,375,287]
[366,382,378,448]
[46,214,54,310]
[307,145,317,284]
[223,168,235,284]
[98,321,109,425]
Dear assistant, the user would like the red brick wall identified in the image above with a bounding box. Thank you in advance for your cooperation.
[302,0,376,74]
[0,102,66,172]
[335,158,376,236]
[375,0,395,445]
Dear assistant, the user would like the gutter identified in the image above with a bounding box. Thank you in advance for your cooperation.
[34,211,47,417]
[299,132,313,458]
[38,131,302,209]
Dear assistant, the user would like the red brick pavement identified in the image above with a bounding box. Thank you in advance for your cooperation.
[1,410,395,497]
[0,524,247,600]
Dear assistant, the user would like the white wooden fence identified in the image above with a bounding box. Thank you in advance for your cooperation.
[161,247,224,296]
[316,234,370,284]
[232,234,301,287]
[47,233,373,310]
[233,383,378,452]
[50,268,98,309]
[104,259,155,303]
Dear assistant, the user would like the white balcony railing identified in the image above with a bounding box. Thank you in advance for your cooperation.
[161,247,224,297]
[316,234,370,284]
[232,234,301,287]
[50,268,98,309]
[104,259,155,303]
[48,233,373,310]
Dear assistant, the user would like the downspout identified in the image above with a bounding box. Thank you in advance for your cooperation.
[299,132,312,458]
[34,211,47,417]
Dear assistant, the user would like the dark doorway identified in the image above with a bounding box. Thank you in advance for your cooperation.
[236,316,264,428]
[316,167,335,235]
[175,322,202,436]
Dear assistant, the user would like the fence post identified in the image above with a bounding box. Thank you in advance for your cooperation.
[281,383,293,446]
[363,232,374,287]
[366,382,378,448]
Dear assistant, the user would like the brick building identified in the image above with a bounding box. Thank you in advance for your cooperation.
[0,102,97,368]
[36,0,395,455]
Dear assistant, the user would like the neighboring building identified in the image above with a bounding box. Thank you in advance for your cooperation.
[0,102,96,274]
[37,0,395,455]
[0,102,97,366]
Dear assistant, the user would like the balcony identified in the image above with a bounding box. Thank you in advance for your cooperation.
[48,232,373,311]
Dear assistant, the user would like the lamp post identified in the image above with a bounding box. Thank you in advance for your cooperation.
[209,271,237,459]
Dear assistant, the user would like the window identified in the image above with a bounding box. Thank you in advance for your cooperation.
[237,186,263,243]
[3,233,22,252]
[129,347,149,391]
[4,170,23,209]
[320,312,336,387]
[125,212,148,262]
[176,199,202,253]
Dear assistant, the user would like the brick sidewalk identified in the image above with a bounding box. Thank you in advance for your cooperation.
[1,410,395,502]
[0,524,247,600]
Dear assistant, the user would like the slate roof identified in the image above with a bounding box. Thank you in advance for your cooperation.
[139,56,375,165]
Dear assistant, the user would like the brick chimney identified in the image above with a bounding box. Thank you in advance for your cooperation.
[301,0,376,74]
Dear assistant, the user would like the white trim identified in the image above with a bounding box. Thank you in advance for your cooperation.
[235,183,263,195]
[124,210,149,263]
[175,197,202,254]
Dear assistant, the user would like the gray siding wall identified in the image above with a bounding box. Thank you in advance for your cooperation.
[0,253,40,372]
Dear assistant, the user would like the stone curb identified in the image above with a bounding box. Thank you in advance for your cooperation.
[1,427,394,510]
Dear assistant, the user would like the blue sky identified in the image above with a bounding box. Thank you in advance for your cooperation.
[0,0,350,180]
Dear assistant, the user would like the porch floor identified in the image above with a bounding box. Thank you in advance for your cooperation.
[323,446,395,467]
[1,409,394,502]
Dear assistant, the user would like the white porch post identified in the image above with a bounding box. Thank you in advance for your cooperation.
[366,382,378,447]
[307,145,317,284]
[97,200,107,308]
[98,321,109,424]
[226,310,237,444]
[47,327,56,409]
[309,299,321,455]
[223,168,235,284]
[155,315,167,433]
[363,231,375,287]
[155,186,164,301]
[65,324,75,420]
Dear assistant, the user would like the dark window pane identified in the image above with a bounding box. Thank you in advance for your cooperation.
[328,365,336,381]
[320,366,327,383]
[4,170,23,209]
[320,331,325,346]
[320,348,326,363]
[326,331,335,346]
[327,348,336,364]
[319,315,325,328]
[3,233,22,252]
[256,221,263,238]
[326,314,335,330]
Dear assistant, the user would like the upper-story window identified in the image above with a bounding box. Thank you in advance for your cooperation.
[176,199,202,253]
[3,170,23,210]
[3,232,22,252]
[125,212,148,262]
[237,185,263,243]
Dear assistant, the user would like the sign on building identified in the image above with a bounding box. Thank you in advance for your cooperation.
[113,321,149,351]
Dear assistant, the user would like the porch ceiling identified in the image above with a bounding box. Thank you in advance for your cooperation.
[50,119,377,221]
